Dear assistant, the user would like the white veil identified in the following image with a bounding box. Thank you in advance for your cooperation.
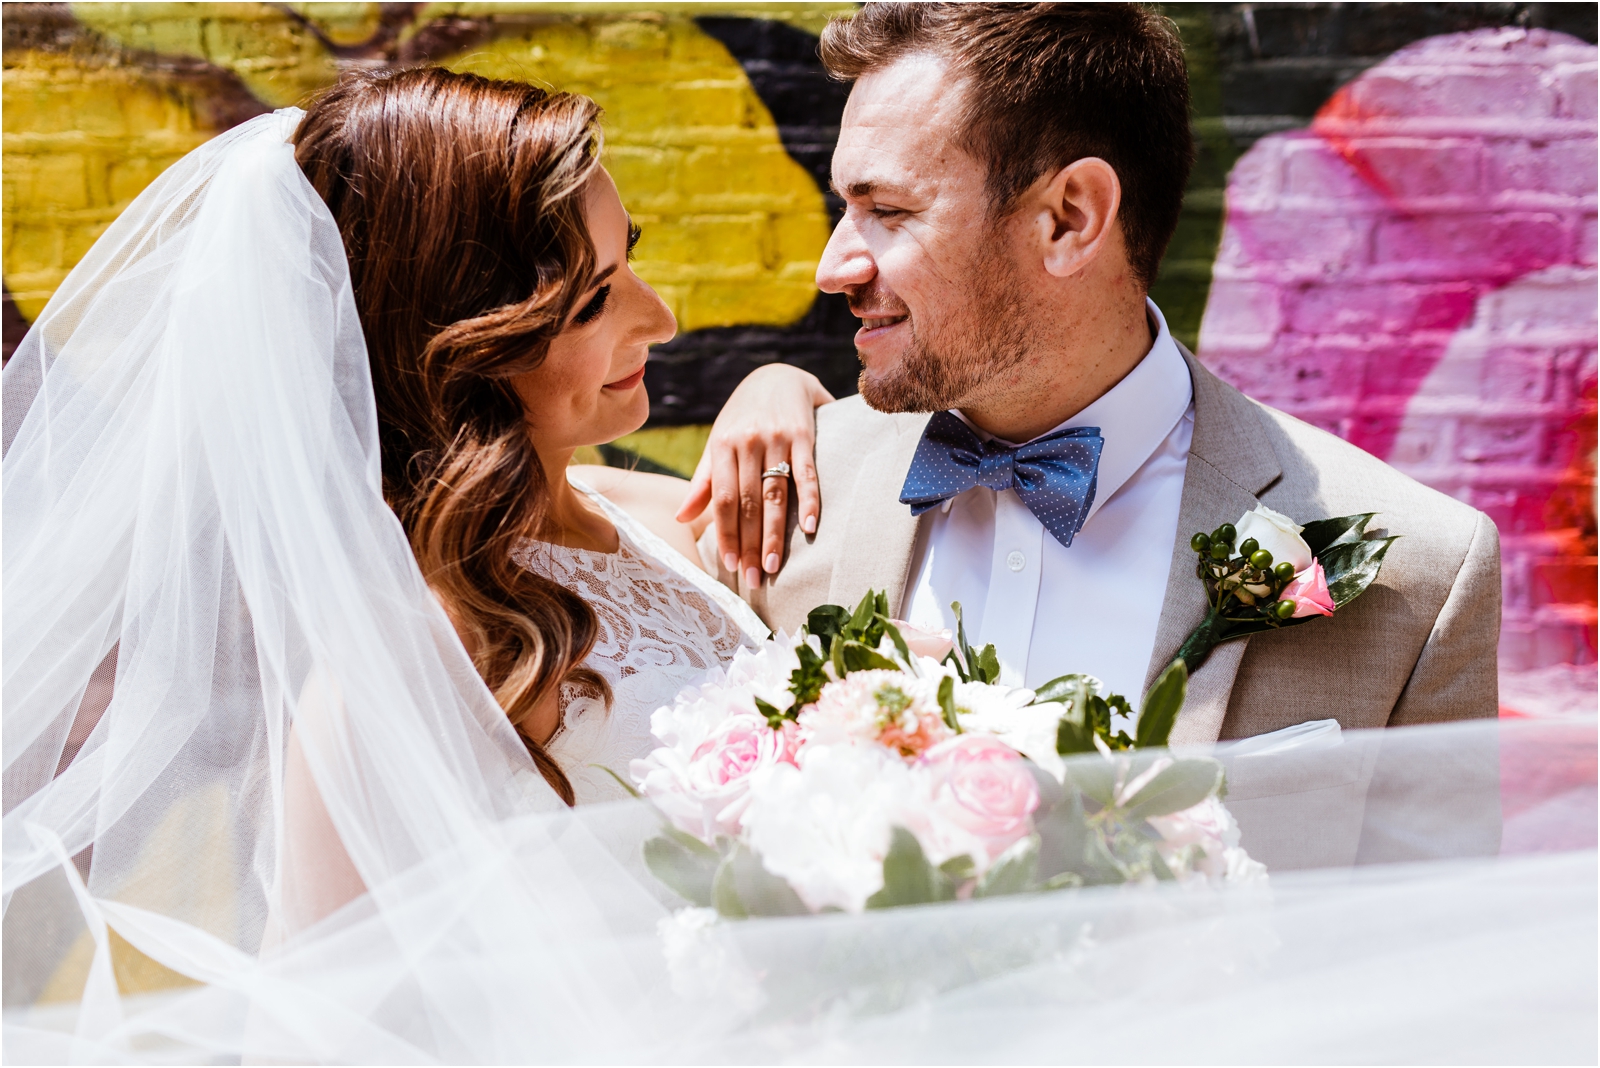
[3,110,1595,1065]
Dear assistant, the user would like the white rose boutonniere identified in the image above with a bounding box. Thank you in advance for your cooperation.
[1176,507,1397,672]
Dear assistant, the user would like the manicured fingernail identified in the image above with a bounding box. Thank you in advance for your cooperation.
[744,566,761,589]
[723,553,738,573]
[802,514,817,534]
[765,553,780,573]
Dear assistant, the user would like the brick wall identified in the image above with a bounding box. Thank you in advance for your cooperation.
[3,3,1596,686]
[1196,22,1597,680]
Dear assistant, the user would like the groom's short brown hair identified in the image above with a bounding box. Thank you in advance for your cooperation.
[820,2,1193,291]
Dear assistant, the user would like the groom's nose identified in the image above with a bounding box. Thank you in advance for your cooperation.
[816,212,876,295]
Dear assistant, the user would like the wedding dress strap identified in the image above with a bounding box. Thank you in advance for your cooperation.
[567,472,771,643]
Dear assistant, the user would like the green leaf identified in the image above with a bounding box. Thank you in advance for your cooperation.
[942,648,970,684]
[937,675,961,732]
[1062,759,1117,807]
[752,696,788,729]
[1318,535,1398,610]
[711,853,747,918]
[975,644,1001,685]
[1032,672,1094,705]
[589,763,642,799]
[848,590,878,633]
[939,853,977,885]
[788,643,828,708]
[644,834,719,907]
[974,835,1040,898]
[1135,659,1188,749]
[1301,513,1376,555]
[875,614,914,666]
[866,827,950,908]
[1120,758,1223,821]
[839,640,900,673]
[952,601,980,681]
[805,603,850,655]
[713,843,809,918]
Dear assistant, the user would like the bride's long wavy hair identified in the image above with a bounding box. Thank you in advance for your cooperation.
[293,67,610,804]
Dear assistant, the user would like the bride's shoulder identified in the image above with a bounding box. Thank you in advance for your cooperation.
[566,465,705,566]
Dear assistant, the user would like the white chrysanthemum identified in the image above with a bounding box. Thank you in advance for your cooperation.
[741,743,916,913]
[952,681,1066,782]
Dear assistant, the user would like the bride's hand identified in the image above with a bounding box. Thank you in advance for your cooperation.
[676,363,834,588]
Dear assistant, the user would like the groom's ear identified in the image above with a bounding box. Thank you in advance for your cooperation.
[1031,157,1122,280]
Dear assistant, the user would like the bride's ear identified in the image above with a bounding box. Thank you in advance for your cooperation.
[1031,157,1121,280]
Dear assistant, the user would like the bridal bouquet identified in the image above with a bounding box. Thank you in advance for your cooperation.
[629,592,1264,918]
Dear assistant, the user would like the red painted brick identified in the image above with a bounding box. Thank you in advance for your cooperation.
[1533,559,1600,606]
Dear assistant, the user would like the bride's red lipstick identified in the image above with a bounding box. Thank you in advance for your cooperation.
[603,365,647,391]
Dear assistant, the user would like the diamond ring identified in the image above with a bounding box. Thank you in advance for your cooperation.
[761,461,792,480]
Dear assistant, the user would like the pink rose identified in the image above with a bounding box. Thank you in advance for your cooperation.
[891,619,955,661]
[912,734,1039,871]
[637,715,798,842]
[1278,559,1334,618]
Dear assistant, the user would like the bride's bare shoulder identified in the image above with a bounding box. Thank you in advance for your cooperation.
[566,465,706,565]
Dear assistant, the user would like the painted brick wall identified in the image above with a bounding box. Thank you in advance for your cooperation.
[3,3,1596,693]
[1196,24,1597,683]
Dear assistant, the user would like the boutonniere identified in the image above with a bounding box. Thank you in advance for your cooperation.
[1178,505,1397,672]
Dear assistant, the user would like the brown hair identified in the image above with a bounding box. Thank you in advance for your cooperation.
[293,67,610,805]
[820,2,1193,289]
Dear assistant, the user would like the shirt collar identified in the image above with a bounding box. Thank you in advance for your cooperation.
[952,298,1193,524]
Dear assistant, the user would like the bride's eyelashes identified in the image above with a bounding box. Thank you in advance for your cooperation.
[573,284,611,325]
[571,222,643,327]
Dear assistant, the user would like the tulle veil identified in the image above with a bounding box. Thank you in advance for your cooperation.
[2,109,1594,1064]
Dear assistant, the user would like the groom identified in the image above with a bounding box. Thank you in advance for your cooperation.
[705,4,1501,755]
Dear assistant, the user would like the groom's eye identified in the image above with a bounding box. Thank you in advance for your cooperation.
[573,285,611,326]
[870,206,907,220]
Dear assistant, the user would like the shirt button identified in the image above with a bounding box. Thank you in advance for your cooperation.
[1006,550,1026,572]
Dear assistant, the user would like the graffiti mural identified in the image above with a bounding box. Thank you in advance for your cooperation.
[1197,27,1597,690]
[3,4,1596,693]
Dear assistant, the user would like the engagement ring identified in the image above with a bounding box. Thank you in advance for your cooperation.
[761,462,792,480]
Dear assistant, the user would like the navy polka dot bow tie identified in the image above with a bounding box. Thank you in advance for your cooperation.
[898,411,1105,548]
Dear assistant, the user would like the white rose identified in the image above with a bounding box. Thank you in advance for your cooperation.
[1233,504,1314,572]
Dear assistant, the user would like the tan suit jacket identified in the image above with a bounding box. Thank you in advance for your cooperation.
[701,349,1502,867]
[705,346,1500,739]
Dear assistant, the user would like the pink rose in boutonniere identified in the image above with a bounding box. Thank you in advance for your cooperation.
[1280,559,1334,618]
[1175,505,1396,672]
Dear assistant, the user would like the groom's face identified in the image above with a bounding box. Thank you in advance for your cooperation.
[818,53,1035,414]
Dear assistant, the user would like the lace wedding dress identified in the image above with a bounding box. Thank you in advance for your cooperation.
[513,481,768,804]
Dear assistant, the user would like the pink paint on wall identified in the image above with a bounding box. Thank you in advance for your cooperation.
[1198,28,1598,691]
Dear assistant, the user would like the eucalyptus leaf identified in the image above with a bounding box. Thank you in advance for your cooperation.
[711,853,747,918]
[939,854,977,885]
[867,827,950,908]
[1120,758,1223,821]
[1032,672,1094,706]
[644,834,719,907]
[1135,659,1187,749]
[975,644,1001,685]
[1063,760,1116,807]
[728,843,809,917]
[974,835,1040,898]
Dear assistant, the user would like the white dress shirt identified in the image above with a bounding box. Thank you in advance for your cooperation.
[901,299,1195,704]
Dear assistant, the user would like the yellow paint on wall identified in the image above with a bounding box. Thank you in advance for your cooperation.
[7,4,841,337]
[71,2,340,108]
[436,9,834,332]
[2,49,219,320]
[615,424,713,477]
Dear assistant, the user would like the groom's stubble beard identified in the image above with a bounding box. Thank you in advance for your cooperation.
[854,248,1033,415]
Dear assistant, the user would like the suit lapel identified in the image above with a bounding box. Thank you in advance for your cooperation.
[1147,347,1283,744]
[826,414,928,613]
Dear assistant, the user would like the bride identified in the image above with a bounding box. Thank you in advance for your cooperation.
[4,67,1592,1065]
[290,68,829,809]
